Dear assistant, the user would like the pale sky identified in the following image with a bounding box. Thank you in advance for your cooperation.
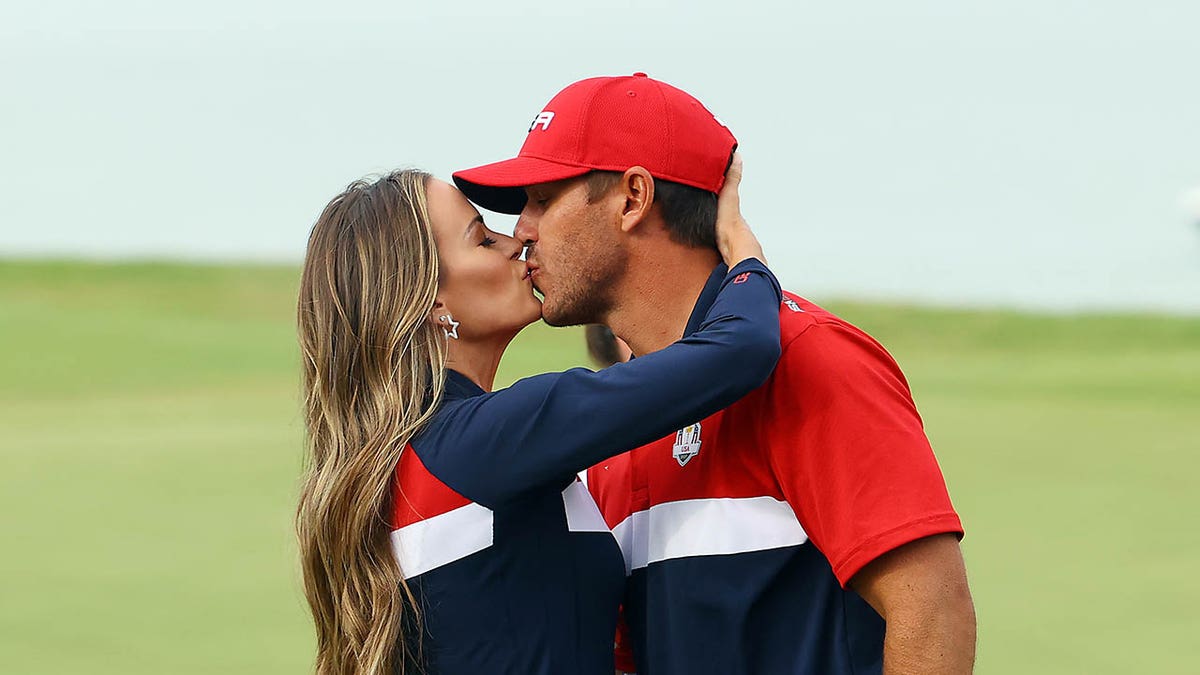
[2,1,1198,312]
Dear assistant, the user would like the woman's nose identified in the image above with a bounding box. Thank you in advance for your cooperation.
[503,234,523,260]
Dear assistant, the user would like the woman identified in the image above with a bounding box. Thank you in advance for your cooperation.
[296,157,780,674]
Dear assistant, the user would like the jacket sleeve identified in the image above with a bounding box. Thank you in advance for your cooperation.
[414,258,783,508]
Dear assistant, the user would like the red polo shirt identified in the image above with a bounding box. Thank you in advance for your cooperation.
[587,272,963,675]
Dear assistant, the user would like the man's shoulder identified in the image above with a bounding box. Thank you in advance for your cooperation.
[778,291,866,347]
[772,290,903,382]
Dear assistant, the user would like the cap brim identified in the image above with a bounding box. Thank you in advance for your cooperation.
[452,156,592,215]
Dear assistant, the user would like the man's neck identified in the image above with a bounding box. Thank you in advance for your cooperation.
[607,244,721,357]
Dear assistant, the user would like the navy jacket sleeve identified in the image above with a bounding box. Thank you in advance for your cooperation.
[414,258,783,508]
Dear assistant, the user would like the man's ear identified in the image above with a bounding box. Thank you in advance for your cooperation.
[618,166,655,234]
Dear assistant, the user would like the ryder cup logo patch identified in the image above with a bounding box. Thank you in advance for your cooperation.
[529,111,555,132]
[673,423,702,467]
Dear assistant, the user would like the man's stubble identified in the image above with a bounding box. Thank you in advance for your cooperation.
[540,220,628,328]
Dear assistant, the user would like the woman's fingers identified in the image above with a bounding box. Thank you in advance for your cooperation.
[717,152,744,217]
[714,152,765,267]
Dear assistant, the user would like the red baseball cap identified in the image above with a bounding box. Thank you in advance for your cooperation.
[453,73,737,214]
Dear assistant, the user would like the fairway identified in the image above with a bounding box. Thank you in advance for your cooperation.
[1,260,1196,674]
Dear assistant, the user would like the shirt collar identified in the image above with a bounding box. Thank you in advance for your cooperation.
[683,263,729,338]
[444,369,486,401]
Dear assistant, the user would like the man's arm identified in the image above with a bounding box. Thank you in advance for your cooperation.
[850,533,976,675]
[765,319,974,672]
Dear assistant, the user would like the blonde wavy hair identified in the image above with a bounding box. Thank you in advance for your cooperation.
[296,170,446,674]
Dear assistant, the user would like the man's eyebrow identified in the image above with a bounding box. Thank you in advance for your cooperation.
[463,215,484,239]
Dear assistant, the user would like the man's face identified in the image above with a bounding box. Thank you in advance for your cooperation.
[513,176,626,327]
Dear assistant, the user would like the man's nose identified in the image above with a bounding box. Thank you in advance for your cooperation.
[513,212,538,246]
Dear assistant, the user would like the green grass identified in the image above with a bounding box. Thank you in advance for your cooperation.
[1,260,1197,674]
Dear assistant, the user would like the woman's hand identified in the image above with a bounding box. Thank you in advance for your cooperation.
[715,152,766,268]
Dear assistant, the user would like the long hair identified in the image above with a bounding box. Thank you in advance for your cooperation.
[296,170,446,674]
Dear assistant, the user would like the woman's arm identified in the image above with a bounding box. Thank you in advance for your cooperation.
[418,259,781,507]
[415,155,783,506]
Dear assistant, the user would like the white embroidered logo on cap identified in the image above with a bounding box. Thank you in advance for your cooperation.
[529,111,555,132]
[673,422,702,467]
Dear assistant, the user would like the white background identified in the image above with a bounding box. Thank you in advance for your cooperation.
[2,0,1198,312]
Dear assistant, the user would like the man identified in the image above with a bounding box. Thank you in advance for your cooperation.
[453,73,976,674]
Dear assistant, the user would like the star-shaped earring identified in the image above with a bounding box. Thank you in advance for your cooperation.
[439,315,460,340]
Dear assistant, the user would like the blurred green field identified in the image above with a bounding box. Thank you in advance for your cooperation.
[1,259,1197,674]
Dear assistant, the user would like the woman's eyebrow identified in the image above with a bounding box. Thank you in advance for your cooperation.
[463,215,484,239]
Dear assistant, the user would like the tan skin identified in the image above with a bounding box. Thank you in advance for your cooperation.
[518,158,757,359]
[851,533,977,674]
[423,178,541,391]
[515,159,976,675]
[423,157,761,393]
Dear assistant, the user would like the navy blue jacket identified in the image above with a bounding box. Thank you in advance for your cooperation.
[390,259,782,674]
